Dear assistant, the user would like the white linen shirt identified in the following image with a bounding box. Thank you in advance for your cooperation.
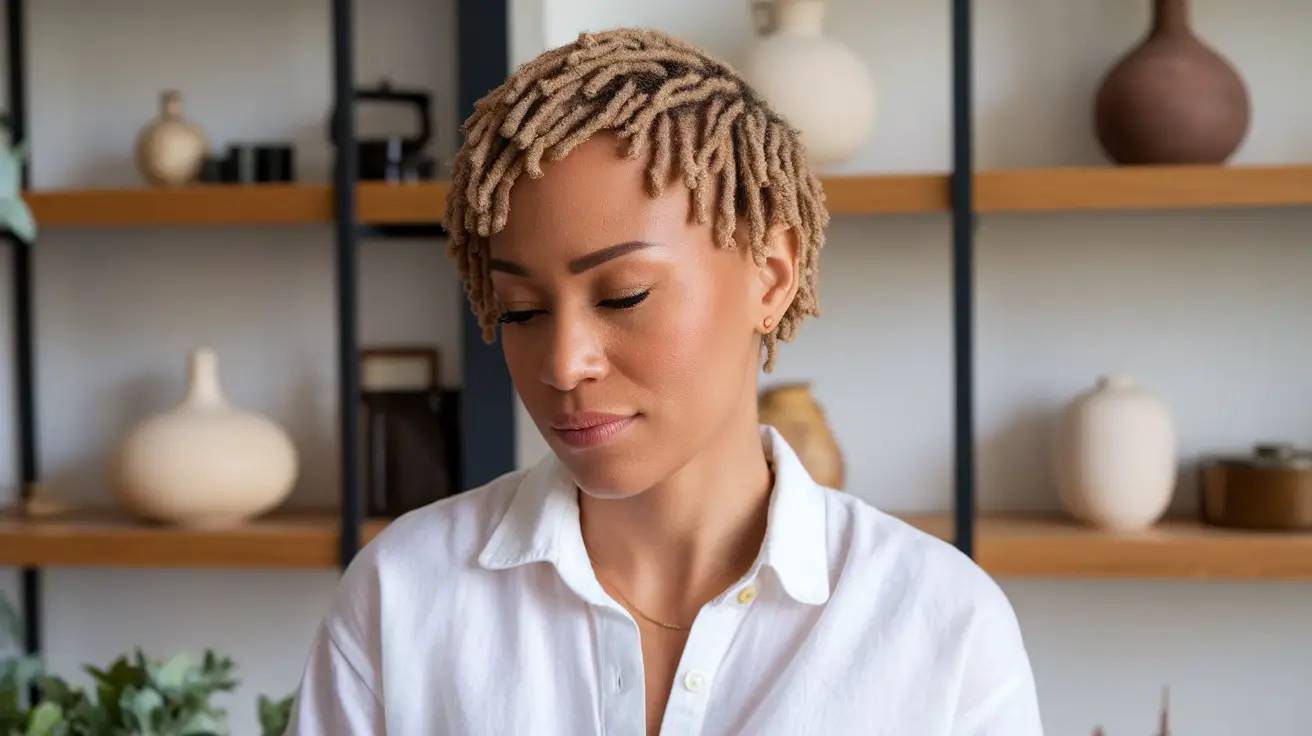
[287,426,1043,735]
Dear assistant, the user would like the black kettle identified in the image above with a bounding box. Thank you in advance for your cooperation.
[329,78,434,181]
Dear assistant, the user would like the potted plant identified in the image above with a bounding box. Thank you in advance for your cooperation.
[1,594,293,735]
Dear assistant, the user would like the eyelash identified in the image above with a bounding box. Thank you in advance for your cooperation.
[496,290,651,325]
[601,291,650,310]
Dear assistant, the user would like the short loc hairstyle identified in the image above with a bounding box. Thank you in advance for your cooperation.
[443,27,830,372]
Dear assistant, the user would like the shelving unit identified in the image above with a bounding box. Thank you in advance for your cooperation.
[1,0,515,659]
[3,0,1311,665]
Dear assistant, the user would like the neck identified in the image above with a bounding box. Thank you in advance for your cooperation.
[580,405,773,615]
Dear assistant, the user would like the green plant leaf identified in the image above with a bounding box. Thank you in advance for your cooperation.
[30,677,75,709]
[0,684,22,719]
[176,710,225,736]
[86,656,140,726]
[147,654,191,695]
[24,702,61,736]
[188,652,238,695]
[1,656,46,692]
[86,656,140,693]
[121,687,164,735]
[256,694,293,736]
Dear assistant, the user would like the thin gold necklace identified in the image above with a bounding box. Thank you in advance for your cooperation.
[597,457,775,633]
[602,579,689,631]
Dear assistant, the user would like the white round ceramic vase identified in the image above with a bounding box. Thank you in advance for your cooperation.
[739,0,877,169]
[1052,374,1177,531]
[113,347,298,527]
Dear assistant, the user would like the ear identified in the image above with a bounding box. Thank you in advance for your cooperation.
[753,223,800,330]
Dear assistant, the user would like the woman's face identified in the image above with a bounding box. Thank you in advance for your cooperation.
[487,135,786,498]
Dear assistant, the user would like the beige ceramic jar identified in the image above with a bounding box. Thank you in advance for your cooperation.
[759,382,845,490]
[135,90,209,187]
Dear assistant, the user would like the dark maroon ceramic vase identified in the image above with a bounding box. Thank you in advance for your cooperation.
[1093,0,1250,165]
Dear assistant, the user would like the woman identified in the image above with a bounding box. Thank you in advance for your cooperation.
[288,27,1042,735]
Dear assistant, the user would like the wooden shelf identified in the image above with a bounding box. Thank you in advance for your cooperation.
[25,181,451,228]
[905,513,1312,580]
[817,165,1312,215]
[22,176,949,228]
[820,174,949,214]
[975,164,1312,213]
[356,181,449,224]
[0,507,389,569]
[18,165,1312,228]
[4,507,1310,578]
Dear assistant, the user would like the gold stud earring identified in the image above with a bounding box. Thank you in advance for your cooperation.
[762,316,774,332]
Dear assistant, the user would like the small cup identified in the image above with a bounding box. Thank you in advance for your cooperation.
[253,144,295,183]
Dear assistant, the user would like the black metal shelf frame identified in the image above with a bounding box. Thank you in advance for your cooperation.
[6,0,519,657]
[6,0,976,658]
[331,0,363,575]
[950,0,976,558]
[6,0,39,660]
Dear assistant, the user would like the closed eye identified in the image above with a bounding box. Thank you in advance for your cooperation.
[497,308,542,325]
[599,290,650,310]
[496,289,650,326]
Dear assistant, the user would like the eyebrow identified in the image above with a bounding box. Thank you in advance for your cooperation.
[488,240,657,277]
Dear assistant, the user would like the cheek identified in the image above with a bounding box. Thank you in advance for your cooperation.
[620,271,750,390]
[500,330,539,395]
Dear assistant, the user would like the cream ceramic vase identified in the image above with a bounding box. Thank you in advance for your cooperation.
[759,382,845,490]
[739,0,876,169]
[113,348,298,527]
[135,90,209,187]
[1052,374,1177,531]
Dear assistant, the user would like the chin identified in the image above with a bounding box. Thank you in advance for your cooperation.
[542,429,663,499]
[536,414,665,499]
[555,452,656,501]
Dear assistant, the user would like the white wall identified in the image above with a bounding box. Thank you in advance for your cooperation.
[2,0,1311,733]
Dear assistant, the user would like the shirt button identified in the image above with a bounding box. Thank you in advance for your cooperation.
[683,670,708,692]
[737,585,758,604]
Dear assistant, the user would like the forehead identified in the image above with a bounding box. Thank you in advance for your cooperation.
[489,135,691,262]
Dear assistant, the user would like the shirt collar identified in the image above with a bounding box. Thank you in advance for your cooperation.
[477,425,831,606]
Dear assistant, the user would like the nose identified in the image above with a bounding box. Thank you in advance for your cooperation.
[539,312,608,391]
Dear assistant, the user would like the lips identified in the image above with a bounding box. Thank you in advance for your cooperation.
[549,412,637,449]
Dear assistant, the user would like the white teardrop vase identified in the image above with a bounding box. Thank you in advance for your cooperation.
[1052,374,1177,531]
[113,348,298,528]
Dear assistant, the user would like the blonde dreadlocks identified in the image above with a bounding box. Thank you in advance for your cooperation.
[444,27,829,371]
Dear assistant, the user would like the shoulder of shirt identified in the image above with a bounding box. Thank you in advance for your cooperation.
[824,489,1038,724]
[314,467,530,656]
[823,485,1017,621]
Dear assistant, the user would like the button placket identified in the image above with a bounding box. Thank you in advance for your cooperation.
[597,607,645,735]
[657,585,759,733]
